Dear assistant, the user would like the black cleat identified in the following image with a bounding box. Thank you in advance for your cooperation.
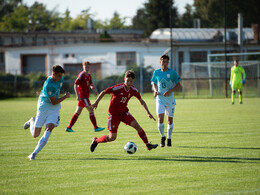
[167,139,172,147]
[90,137,98,152]
[146,143,158,151]
[160,137,166,147]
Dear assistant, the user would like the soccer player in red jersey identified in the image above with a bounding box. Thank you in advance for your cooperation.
[66,61,105,132]
[90,70,158,152]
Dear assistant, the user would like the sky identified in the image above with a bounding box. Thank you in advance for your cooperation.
[23,0,194,25]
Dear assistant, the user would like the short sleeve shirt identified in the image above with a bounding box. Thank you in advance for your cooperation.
[75,71,93,99]
[37,76,64,111]
[105,83,141,115]
[151,68,181,106]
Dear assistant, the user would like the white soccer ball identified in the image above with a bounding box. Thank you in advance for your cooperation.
[124,142,137,154]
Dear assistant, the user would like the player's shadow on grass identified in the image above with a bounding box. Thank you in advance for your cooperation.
[87,155,260,164]
[174,131,242,134]
[178,146,260,150]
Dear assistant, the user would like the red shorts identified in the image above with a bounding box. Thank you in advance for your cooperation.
[77,98,91,108]
[107,112,136,133]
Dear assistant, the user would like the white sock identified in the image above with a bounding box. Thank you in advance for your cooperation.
[167,123,174,139]
[32,131,51,155]
[158,123,165,137]
[30,118,35,137]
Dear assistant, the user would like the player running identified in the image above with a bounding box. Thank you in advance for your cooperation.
[230,59,246,104]
[65,61,105,133]
[90,70,158,152]
[151,54,181,147]
[24,65,70,160]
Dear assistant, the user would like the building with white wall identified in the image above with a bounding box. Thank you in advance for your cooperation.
[2,28,260,78]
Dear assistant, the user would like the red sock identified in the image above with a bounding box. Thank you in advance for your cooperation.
[89,113,98,129]
[68,113,79,128]
[138,129,148,144]
[97,135,109,143]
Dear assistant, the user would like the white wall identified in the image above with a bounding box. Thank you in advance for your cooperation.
[4,42,169,77]
[6,42,259,77]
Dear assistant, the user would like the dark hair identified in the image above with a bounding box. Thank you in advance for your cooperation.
[125,70,136,79]
[160,54,170,61]
[52,65,65,74]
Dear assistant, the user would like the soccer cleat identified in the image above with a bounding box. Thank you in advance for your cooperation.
[65,127,75,132]
[167,139,172,147]
[90,137,98,152]
[94,127,105,132]
[232,102,234,105]
[160,136,166,147]
[27,153,37,160]
[146,143,158,151]
[24,117,35,130]
[240,102,243,104]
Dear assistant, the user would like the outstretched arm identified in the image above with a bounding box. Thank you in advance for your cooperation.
[139,98,156,121]
[91,90,106,110]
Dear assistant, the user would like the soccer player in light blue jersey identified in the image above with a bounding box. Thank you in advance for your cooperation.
[151,54,181,147]
[23,65,70,160]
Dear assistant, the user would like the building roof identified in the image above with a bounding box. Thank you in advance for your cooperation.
[150,28,254,42]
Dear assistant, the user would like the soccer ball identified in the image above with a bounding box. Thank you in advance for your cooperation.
[124,142,137,154]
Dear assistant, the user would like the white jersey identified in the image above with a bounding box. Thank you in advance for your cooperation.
[151,68,181,106]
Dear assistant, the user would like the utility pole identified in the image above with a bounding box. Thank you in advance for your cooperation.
[170,0,173,69]
[224,0,228,98]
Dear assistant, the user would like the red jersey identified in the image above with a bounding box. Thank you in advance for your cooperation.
[75,71,93,99]
[105,83,141,115]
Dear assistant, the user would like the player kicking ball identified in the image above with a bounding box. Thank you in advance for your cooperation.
[24,65,70,160]
[90,70,158,152]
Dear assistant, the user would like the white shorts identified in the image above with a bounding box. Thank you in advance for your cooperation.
[156,102,175,117]
[35,109,60,128]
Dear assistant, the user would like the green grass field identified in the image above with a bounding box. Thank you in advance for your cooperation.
[0,96,260,194]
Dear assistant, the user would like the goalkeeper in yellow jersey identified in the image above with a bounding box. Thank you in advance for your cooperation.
[230,59,246,104]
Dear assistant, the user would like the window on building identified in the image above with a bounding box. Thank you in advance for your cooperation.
[116,52,136,66]
[0,52,4,63]
[178,51,184,76]
[190,51,207,62]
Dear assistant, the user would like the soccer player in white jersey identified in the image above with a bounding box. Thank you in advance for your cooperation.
[151,54,181,147]
[23,65,70,160]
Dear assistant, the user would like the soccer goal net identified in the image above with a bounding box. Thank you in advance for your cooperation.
[181,52,260,98]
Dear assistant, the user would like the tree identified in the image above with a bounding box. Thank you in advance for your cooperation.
[70,9,91,30]
[178,4,195,28]
[0,5,29,32]
[0,0,22,19]
[28,2,53,31]
[132,0,179,37]
[194,0,260,28]
[107,12,126,29]
[59,9,72,31]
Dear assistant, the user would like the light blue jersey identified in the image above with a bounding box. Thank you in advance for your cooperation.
[151,68,181,106]
[37,76,64,111]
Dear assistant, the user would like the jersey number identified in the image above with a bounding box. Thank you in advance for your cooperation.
[162,83,166,88]
[120,97,127,103]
